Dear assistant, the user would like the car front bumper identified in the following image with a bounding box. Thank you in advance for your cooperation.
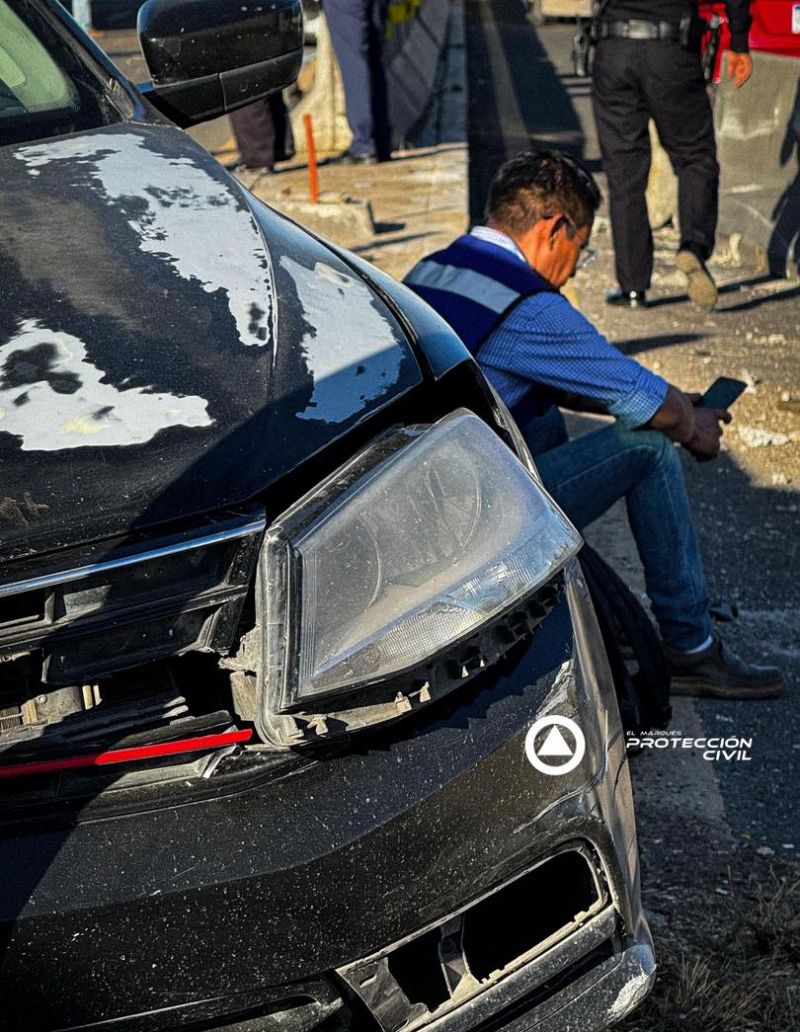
[0,560,653,1031]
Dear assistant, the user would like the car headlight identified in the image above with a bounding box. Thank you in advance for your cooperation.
[256,410,581,747]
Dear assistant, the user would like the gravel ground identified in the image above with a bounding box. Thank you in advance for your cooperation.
[576,216,800,852]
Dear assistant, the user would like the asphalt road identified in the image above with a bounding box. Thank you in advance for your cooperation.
[465,1,799,852]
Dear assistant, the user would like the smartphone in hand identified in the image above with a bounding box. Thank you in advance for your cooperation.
[697,376,747,410]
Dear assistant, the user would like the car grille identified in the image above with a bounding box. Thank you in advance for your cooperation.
[0,511,264,764]
[0,511,265,680]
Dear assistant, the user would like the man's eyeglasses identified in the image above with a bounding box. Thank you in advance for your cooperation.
[559,216,596,272]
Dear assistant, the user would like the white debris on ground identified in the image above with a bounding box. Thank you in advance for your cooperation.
[737,426,791,448]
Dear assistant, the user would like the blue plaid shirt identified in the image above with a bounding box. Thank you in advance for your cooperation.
[470,227,668,428]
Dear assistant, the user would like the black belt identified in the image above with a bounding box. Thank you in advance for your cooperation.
[597,19,682,42]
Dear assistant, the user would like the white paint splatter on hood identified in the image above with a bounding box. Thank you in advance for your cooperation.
[280,257,403,423]
[0,320,212,451]
[14,132,273,348]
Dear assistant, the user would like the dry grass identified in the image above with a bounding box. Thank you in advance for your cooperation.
[616,869,800,1032]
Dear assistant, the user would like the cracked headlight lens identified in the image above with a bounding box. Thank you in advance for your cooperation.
[263,411,581,715]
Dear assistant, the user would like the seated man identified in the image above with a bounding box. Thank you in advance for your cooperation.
[404,149,783,699]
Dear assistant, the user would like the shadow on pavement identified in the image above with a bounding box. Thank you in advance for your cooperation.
[643,273,797,310]
[719,284,800,313]
[465,0,584,221]
[351,230,437,253]
[613,333,707,355]
[768,79,800,277]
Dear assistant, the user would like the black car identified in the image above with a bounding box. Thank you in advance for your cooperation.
[0,1,654,1029]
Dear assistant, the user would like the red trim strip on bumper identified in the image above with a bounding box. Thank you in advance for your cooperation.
[0,728,253,779]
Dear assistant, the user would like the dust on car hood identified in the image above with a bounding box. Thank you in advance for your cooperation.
[0,123,421,564]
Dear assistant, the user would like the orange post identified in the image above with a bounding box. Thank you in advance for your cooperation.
[303,114,320,204]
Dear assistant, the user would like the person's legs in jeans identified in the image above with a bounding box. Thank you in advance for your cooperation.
[326,0,377,157]
[516,405,569,455]
[533,423,713,651]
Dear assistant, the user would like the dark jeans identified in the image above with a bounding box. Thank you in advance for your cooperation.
[325,0,391,159]
[592,38,719,293]
[525,414,713,652]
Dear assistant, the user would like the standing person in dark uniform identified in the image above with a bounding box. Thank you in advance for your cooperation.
[325,0,391,163]
[230,94,295,175]
[592,0,753,309]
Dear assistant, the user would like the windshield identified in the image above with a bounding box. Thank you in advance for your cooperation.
[0,0,122,146]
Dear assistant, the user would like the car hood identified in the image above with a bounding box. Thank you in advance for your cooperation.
[0,123,421,565]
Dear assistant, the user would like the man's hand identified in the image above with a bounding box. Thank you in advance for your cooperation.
[647,385,696,443]
[727,51,753,90]
[683,407,732,461]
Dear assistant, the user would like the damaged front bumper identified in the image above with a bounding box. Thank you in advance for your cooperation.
[0,561,653,1031]
[335,562,655,1032]
[338,846,653,1032]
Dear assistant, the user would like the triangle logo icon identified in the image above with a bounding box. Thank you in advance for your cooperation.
[538,726,574,758]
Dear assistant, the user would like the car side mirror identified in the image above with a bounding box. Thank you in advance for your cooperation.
[137,0,303,127]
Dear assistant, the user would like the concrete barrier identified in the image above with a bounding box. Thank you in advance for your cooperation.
[715,50,800,277]
[646,120,678,230]
[291,0,451,155]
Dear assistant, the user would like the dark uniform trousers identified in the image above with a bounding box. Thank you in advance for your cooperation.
[592,37,719,294]
[229,94,295,170]
[325,0,391,160]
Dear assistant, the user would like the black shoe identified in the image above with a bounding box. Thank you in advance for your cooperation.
[606,289,647,308]
[332,151,377,165]
[664,635,785,699]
